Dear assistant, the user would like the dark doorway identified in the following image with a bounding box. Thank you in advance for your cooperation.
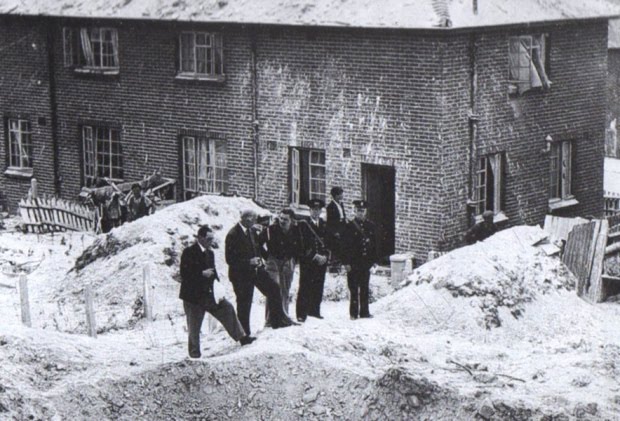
[362,164,395,264]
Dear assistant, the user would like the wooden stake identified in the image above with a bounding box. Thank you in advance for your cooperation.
[85,284,97,338]
[19,275,32,327]
[30,178,38,199]
[143,264,153,321]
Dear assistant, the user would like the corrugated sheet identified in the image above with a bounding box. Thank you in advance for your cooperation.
[605,157,620,198]
[610,19,620,48]
[0,0,618,29]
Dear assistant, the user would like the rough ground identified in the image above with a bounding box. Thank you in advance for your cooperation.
[1,196,619,420]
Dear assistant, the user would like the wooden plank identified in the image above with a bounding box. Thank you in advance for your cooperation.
[589,219,609,303]
[602,274,620,282]
[85,284,97,338]
[19,275,32,328]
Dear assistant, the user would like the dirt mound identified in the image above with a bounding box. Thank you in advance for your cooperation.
[35,196,268,334]
[380,226,575,330]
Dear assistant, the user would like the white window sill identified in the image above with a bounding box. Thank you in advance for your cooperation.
[175,73,226,83]
[4,167,33,178]
[548,197,579,211]
[474,211,508,224]
[74,67,120,75]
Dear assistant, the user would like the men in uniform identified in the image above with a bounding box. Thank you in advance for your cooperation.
[464,210,497,245]
[225,209,296,335]
[296,199,330,322]
[179,225,255,359]
[259,208,303,321]
[326,187,347,264]
[342,200,377,320]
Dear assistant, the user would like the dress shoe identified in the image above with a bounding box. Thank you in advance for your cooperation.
[188,354,201,359]
[240,336,256,346]
[350,315,358,320]
[360,314,374,319]
[296,317,306,323]
[309,314,324,319]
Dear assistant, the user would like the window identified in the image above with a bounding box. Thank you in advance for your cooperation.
[182,135,228,197]
[290,148,326,206]
[82,126,123,187]
[509,34,551,95]
[63,27,119,73]
[473,153,504,216]
[549,141,572,201]
[178,32,224,80]
[7,119,32,169]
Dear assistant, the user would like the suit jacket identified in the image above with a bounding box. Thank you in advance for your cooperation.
[326,200,347,237]
[225,223,261,283]
[299,218,329,265]
[341,218,378,270]
[179,242,219,308]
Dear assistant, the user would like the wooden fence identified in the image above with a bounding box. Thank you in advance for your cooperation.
[563,215,620,303]
[19,195,99,233]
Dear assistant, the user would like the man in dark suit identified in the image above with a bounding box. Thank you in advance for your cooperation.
[297,199,331,322]
[179,225,255,359]
[342,200,378,320]
[326,186,347,263]
[225,209,296,335]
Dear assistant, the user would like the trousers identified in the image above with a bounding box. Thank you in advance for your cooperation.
[183,298,246,358]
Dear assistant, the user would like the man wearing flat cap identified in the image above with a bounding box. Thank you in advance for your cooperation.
[296,198,330,322]
[464,210,497,245]
[179,225,255,359]
[342,200,378,320]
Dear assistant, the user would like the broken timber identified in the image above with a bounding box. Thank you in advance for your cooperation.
[563,215,620,303]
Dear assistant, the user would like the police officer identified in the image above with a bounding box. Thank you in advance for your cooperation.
[342,200,377,320]
[296,198,330,322]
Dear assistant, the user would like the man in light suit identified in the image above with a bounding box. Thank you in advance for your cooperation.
[180,225,255,359]
[225,209,296,335]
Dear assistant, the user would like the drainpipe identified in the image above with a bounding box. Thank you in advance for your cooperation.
[467,33,479,226]
[250,31,259,200]
[46,19,61,197]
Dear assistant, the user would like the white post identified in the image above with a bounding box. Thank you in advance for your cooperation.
[85,284,97,338]
[30,178,38,199]
[19,274,32,327]
[143,264,154,321]
[389,254,408,288]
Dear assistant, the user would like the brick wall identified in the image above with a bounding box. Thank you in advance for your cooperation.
[254,27,445,260]
[0,17,56,211]
[0,16,607,260]
[440,21,607,251]
[52,19,256,201]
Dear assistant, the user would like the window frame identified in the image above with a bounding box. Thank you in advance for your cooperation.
[82,125,124,187]
[549,140,574,203]
[472,152,504,218]
[182,134,228,197]
[508,34,551,95]
[63,27,120,75]
[177,31,225,81]
[289,147,326,207]
[7,118,33,170]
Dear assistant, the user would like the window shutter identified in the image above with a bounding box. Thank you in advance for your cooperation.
[215,139,228,193]
[62,28,74,67]
[291,148,300,205]
[562,141,573,199]
[111,29,119,67]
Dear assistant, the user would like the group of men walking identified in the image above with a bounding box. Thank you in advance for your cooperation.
[178,186,380,358]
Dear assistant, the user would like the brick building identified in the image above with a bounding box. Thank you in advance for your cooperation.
[0,0,616,261]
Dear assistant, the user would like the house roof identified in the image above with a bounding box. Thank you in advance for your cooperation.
[0,0,618,30]
[605,157,620,198]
